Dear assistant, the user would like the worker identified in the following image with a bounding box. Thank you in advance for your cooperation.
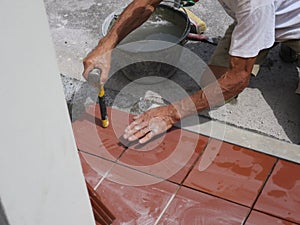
[82,0,300,144]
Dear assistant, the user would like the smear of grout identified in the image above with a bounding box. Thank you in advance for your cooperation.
[94,162,118,191]
[154,185,181,225]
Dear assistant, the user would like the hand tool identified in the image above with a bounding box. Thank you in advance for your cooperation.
[87,68,109,128]
[187,33,219,45]
[87,69,109,128]
[180,0,199,7]
[98,85,109,128]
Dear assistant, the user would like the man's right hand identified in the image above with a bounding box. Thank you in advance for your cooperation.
[82,41,112,86]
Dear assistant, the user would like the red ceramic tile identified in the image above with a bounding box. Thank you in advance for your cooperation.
[72,105,128,160]
[183,139,277,206]
[79,151,115,188]
[254,160,300,224]
[169,134,209,183]
[118,127,208,183]
[159,186,250,224]
[245,210,297,225]
[92,161,179,224]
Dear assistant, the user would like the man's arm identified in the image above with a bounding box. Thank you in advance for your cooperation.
[82,0,163,84]
[123,56,256,143]
[175,56,256,117]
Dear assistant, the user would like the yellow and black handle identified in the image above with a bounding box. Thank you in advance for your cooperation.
[98,86,109,128]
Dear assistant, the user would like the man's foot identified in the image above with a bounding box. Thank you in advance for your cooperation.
[279,44,298,63]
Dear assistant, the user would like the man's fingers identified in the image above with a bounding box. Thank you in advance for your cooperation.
[124,121,148,139]
[125,119,146,132]
[133,114,141,120]
[99,65,110,86]
[127,127,150,141]
[139,131,154,144]
[82,61,94,80]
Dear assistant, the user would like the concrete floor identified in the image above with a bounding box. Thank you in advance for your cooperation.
[44,0,300,151]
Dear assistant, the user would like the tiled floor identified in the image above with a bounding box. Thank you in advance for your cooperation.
[73,104,300,224]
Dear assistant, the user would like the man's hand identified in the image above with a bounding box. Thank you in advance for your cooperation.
[123,105,180,144]
[82,42,112,86]
[82,0,162,85]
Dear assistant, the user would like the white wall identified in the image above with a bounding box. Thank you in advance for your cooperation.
[0,1,95,225]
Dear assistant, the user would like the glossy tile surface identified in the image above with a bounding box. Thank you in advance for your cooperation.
[94,162,179,224]
[183,139,277,206]
[159,186,250,224]
[118,128,208,183]
[80,151,179,224]
[73,107,300,224]
[255,160,300,224]
[245,210,297,225]
[169,134,209,184]
[72,105,127,160]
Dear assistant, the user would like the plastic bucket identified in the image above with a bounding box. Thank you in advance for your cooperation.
[102,4,191,84]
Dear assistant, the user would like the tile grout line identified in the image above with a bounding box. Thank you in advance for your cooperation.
[94,147,130,190]
[79,147,196,186]
[251,209,300,224]
[242,158,280,225]
[79,149,121,164]
[79,147,129,190]
[93,133,210,224]
[181,183,252,209]
[154,185,181,225]
[176,138,211,186]
[82,145,177,191]
[152,139,210,224]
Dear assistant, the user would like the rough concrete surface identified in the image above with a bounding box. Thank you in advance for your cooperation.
[45,0,300,144]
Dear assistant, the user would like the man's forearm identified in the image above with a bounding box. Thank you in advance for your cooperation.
[174,56,256,119]
[99,0,163,48]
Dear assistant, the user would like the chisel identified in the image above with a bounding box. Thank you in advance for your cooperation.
[98,85,109,128]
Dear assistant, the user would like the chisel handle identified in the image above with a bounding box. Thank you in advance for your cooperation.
[98,86,109,128]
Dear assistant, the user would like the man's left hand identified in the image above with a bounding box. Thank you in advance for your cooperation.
[123,105,180,144]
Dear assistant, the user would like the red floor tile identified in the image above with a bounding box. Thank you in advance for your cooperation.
[118,127,208,183]
[92,162,179,224]
[159,186,250,224]
[72,105,128,160]
[80,151,180,224]
[79,151,115,188]
[169,134,209,184]
[254,160,300,224]
[245,210,297,225]
[183,139,277,206]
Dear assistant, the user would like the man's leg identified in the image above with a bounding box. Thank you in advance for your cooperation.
[279,43,298,63]
[203,23,271,87]
[199,23,235,87]
[280,40,300,94]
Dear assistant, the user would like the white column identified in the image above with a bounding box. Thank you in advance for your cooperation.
[0,1,95,225]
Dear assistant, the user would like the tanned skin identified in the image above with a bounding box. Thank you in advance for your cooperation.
[83,0,257,144]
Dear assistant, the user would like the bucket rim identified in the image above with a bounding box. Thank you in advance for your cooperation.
[101,4,191,48]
